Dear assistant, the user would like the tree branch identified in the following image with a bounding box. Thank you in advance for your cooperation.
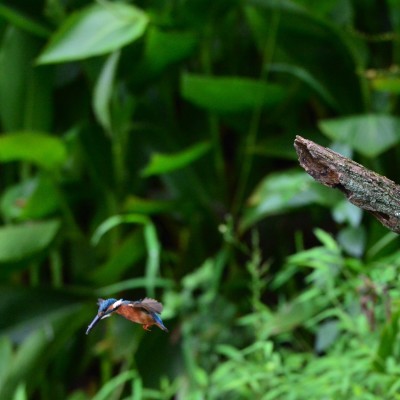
[294,135,400,234]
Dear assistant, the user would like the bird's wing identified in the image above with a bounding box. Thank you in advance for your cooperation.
[128,298,163,314]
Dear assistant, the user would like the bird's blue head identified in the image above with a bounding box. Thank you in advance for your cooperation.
[97,298,118,315]
[86,298,121,335]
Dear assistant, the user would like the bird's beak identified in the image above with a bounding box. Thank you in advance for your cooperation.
[86,314,101,335]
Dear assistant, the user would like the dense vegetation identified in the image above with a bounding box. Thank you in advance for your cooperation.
[1,0,400,398]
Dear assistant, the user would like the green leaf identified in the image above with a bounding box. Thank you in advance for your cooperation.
[239,289,328,336]
[0,287,84,335]
[13,384,27,400]
[0,182,30,220]
[0,336,12,388]
[366,231,399,260]
[315,320,340,353]
[92,214,161,296]
[95,277,173,297]
[1,176,59,221]
[141,141,211,177]
[66,391,89,400]
[374,308,400,371]
[313,228,340,252]
[253,133,302,160]
[337,226,366,258]
[332,200,362,227]
[93,51,120,132]
[20,176,59,220]
[371,75,400,94]
[0,219,60,264]
[318,114,400,157]
[0,29,53,131]
[0,330,50,399]
[0,133,67,169]
[134,27,197,81]
[0,298,87,399]
[91,214,148,246]
[92,371,137,400]
[181,74,286,113]
[37,2,149,64]
[123,196,176,215]
[246,1,366,113]
[90,232,145,284]
[240,170,341,232]
[270,63,338,109]
[0,4,51,38]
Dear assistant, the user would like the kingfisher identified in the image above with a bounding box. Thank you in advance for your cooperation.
[86,297,168,335]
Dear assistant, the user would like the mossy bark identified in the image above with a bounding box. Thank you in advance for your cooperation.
[294,135,400,234]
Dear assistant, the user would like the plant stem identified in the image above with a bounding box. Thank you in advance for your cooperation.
[201,25,225,199]
[50,251,62,287]
[232,8,281,216]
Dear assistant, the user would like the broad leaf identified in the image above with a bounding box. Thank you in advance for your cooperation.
[133,27,197,82]
[1,176,59,221]
[337,226,366,258]
[0,219,60,264]
[37,3,148,64]
[90,232,145,284]
[315,320,340,353]
[181,74,286,113]
[240,170,341,232]
[332,200,362,227]
[319,114,400,157]
[123,196,176,215]
[0,133,67,169]
[0,289,88,399]
[0,287,83,335]
[141,141,211,177]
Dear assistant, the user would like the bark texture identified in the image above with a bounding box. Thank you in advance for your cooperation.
[294,135,400,234]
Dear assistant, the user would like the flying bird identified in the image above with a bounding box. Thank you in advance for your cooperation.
[86,297,168,335]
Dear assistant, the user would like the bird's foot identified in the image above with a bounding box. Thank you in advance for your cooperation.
[143,325,151,331]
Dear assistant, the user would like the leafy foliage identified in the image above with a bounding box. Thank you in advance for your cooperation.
[1,0,400,399]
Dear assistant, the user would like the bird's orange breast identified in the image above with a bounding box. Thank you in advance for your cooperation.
[116,306,155,325]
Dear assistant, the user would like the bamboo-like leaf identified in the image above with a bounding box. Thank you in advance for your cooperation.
[93,51,120,133]
[141,142,211,177]
[0,133,66,169]
[0,30,52,131]
[0,4,51,38]
[92,371,137,400]
[37,2,148,64]
[182,74,286,113]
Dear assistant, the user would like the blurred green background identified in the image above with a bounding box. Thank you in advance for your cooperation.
[1,0,400,399]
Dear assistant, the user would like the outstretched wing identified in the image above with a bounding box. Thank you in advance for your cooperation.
[128,298,163,314]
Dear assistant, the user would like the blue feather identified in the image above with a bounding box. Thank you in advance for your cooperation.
[152,312,168,331]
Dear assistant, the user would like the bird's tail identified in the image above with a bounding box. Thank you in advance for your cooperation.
[153,313,169,332]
